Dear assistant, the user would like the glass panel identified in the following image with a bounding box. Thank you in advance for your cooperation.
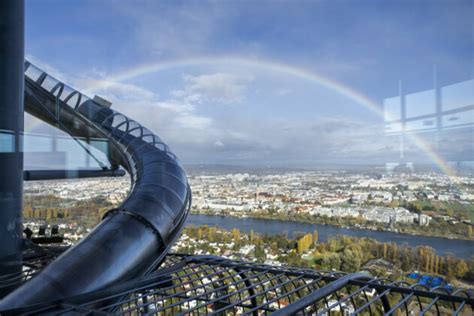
[384,122,402,134]
[384,96,401,122]
[23,134,53,152]
[66,93,80,108]
[77,95,90,107]
[52,84,63,97]
[89,138,109,157]
[56,137,87,168]
[117,123,128,132]
[17,5,474,313]
[41,76,60,93]
[443,109,474,129]
[442,79,474,111]
[129,128,142,137]
[142,135,156,144]
[406,119,436,132]
[59,85,75,102]
[0,130,15,152]
[24,64,43,81]
[111,115,128,128]
[127,121,140,132]
[405,89,436,119]
[154,142,166,151]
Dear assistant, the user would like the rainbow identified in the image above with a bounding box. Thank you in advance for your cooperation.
[82,56,456,177]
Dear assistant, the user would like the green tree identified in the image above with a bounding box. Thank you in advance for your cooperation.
[321,253,341,271]
[255,244,265,261]
[401,249,412,271]
[340,245,363,272]
[454,260,468,279]
[313,229,318,246]
[232,228,240,244]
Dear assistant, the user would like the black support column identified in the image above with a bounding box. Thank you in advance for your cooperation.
[0,0,24,282]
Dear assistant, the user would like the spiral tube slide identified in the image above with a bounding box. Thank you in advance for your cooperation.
[0,62,192,309]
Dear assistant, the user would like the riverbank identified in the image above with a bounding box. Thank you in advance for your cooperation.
[187,213,474,259]
[191,209,474,241]
[178,224,474,287]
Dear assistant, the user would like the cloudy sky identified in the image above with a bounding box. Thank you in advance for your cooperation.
[24,0,473,167]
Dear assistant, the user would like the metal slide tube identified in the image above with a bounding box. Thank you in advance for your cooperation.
[0,62,191,309]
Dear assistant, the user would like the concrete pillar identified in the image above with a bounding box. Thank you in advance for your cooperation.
[0,0,24,280]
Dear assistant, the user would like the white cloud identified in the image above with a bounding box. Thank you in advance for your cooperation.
[80,79,157,101]
[213,140,224,147]
[175,113,212,130]
[173,73,253,105]
[274,88,293,96]
[155,100,195,114]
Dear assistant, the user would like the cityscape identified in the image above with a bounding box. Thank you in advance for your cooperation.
[24,167,474,237]
[1,0,473,314]
[22,167,474,290]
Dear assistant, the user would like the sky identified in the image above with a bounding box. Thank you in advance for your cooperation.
[24,0,473,168]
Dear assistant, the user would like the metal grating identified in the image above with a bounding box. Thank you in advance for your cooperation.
[1,252,472,315]
[0,244,67,293]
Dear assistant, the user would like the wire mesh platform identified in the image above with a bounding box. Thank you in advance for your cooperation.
[1,250,472,315]
[0,243,67,294]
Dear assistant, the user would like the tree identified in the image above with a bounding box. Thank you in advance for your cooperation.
[296,234,313,254]
[340,247,362,272]
[255,244,265,261]
[207,226,217,242]
[425,253,430,272]
[435,256,440,275]
[232,228,240,244]
[446,208,454,217]
[313,229,318,246]
[439,257,446,275]
[23,204,33,218]
[454,260,468,279]
[297,239,304,254]
[445,256,457,281]
[321,253,341,271]
[392,243,398,261]
[465,256,474,281]
[401,251,412,271]
[430,254,436,274]
[328,238,339,252]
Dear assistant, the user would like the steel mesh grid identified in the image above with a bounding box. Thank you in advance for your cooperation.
[3,253,471,315]
[0,246,67,292]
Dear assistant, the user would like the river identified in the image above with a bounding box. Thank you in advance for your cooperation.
[187,214,473,259]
